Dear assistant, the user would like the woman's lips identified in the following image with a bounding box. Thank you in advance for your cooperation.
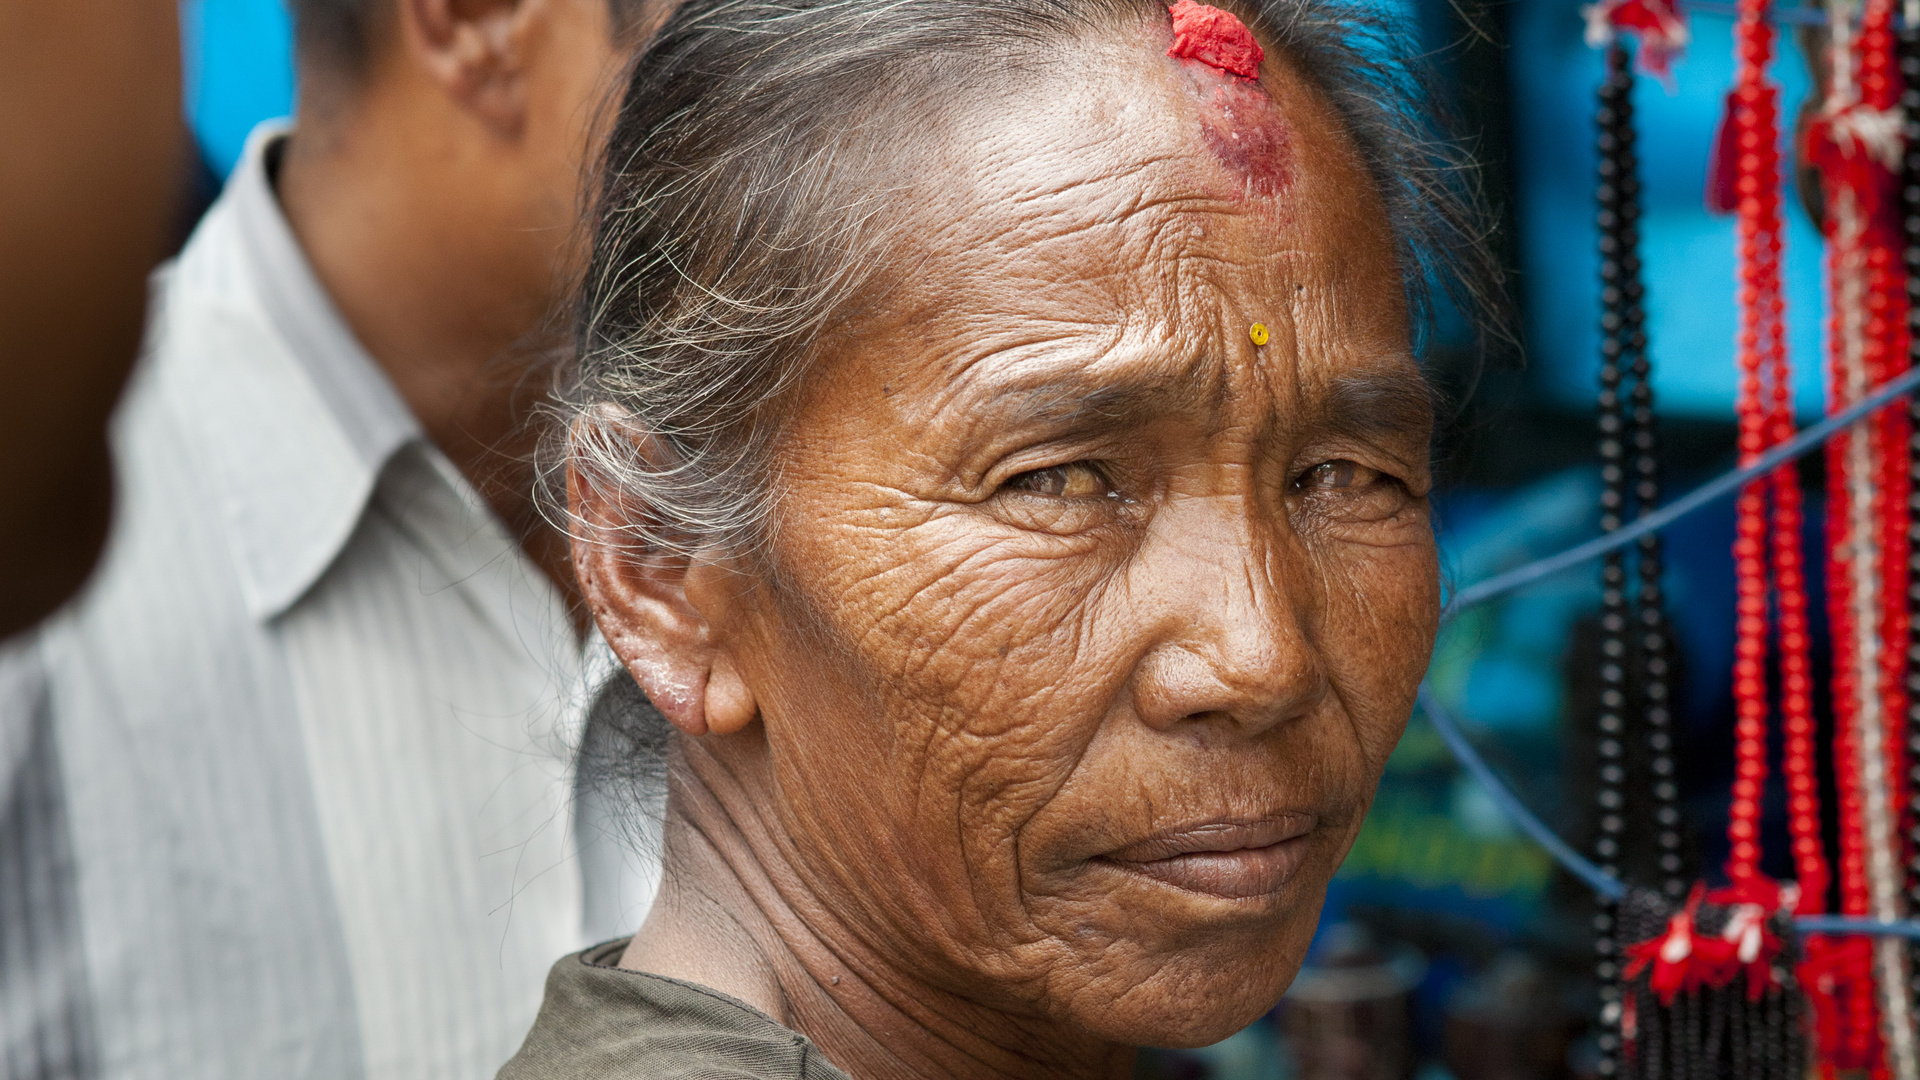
[1097,817,1314,901]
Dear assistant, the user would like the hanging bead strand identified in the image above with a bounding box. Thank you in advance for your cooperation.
[1593,46,1636,1078]
[1899,0,1920,1015]
[1738,0,1829,915]
[1628,223,1684,904]
[1728,0,1775,889]
[1593,38,1683,906]
[1859,0,1920,1068]
[1813,0,1911,1065]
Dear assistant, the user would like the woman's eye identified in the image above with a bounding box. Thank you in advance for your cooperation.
[1295,460,1365,491]
[1005,463,1113,499]
[1291,458,1416,527]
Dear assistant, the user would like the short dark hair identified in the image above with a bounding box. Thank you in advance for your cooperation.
[289,0,657,81]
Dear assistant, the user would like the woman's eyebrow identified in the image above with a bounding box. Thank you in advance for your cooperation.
[959,359,1434,450]
[1319,367,1436,442]
[988,366,1433,434]
[989,370,1215,430]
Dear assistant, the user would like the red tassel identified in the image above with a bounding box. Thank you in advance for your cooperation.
[1584,0,1689,77]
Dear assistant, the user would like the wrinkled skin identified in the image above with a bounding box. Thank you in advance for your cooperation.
[577,26,1439,1080]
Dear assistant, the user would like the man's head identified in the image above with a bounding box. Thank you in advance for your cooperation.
[268,0,678,590]
[274,0,674,415]
[288,0,662,103]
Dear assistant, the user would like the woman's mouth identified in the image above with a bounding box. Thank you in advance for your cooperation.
[1096,816,1315,901]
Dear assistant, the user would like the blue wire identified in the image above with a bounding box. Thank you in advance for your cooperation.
[1443,362,1920,618]
[1417,686,1627,901]
[1796,915,1920,940]
[1417,688,1920,938]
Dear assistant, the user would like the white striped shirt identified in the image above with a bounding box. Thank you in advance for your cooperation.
[0,124,650,1080]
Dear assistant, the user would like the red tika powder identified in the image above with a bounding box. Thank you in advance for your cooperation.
[1165,0,1264,79]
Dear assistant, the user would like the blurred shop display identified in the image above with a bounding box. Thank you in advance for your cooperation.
[1279,924,1426,1080]
[1441,953,1582,1080]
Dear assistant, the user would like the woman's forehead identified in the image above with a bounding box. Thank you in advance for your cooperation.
[883,42,1399,328]
[803,32,1412,441]
[917,34,1380,240]
[867,171,1404,398]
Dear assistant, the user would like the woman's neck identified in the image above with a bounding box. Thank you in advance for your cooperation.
[619,739,1134,1080]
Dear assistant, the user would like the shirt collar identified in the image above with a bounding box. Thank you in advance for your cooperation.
[174,121,424,620]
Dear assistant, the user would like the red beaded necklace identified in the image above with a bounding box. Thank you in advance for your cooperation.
[1720,3,1876,1067]
[1689,0,1920,1072]
[1800,0,1917,1070]
[1726,0,1820,900]
[1602,10,1808,1076]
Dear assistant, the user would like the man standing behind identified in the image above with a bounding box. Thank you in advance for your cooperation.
[1,1,663,1077]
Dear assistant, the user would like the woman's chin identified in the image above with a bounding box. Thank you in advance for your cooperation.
[1053,954,1302,1050]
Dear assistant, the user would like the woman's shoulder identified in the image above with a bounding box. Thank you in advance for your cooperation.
[498,940,853,1080]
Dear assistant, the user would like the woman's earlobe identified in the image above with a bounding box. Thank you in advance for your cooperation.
[702,653,759,735]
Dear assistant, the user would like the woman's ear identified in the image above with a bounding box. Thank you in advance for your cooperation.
[568,460,760,737]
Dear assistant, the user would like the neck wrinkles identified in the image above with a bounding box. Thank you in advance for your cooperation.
[625,736,1133,1080]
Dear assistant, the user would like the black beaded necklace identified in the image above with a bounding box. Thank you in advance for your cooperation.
[1592,47,1634,1075]
[1595,43,1687,1077]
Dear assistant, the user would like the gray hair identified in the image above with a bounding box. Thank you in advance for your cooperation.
[552,0,1503,564]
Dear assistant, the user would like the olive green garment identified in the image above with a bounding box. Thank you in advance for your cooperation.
[498,940,855,1080]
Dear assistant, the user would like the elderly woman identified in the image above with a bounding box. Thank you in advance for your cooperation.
[505,0,1496,1075]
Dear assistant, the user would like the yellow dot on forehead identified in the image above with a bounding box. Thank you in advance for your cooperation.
[1248,323,1270,346]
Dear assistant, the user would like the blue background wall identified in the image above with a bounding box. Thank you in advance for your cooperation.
[179,0,294,177]
[1509,6,1829,418]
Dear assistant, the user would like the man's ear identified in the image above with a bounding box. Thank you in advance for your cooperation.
[399,0,538,138]
[569,460,760,738]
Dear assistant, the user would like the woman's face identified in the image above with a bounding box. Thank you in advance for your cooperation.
[705,35,1437,1047]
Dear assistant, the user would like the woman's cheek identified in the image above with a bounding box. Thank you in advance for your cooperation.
[1310,537,1438,758]
[842,545,1142,975]
[855,515,1133,700]
[817,513,1134,837]
[1309,516,1439,638]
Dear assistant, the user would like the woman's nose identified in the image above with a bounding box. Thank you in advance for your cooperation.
[1126,513,1328,736]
